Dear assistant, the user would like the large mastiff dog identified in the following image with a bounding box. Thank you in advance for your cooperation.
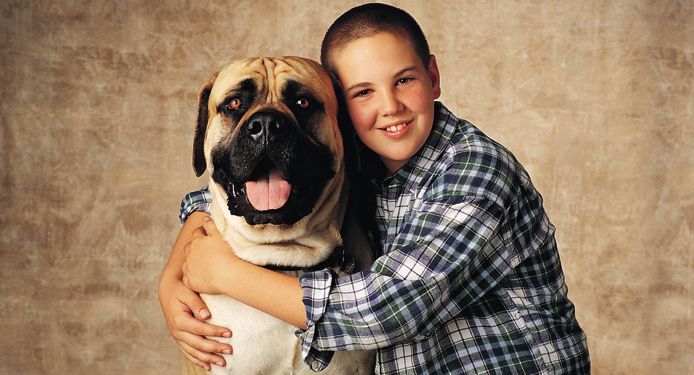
[185,57,375,374]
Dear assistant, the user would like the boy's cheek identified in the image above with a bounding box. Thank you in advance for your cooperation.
[346,102,373,126]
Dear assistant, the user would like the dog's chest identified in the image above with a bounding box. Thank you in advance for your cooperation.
[202,191,375,374]
[203,293,302,374]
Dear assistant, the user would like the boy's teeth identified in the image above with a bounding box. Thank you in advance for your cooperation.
[386,123,406,132]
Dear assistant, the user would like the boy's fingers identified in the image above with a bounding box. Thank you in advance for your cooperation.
[176,330,233,356]
[171,298,232,339]
[178,287,213,320]
[179,339,227,368]
[181,313,232,339]
[180,347,211,371]
[191,226,206,239]
[202,217,221,237]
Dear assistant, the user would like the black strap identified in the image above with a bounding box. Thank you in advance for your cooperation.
[264,246,354,273]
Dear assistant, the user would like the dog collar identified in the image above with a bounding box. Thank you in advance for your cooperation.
[264,246,355,274]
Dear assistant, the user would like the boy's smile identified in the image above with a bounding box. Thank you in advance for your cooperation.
[333,32,441,174]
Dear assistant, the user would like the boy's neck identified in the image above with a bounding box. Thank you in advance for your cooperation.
[383,159,408,175]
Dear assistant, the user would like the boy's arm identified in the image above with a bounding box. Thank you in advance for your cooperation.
[158,211,233,370]
[182,218,309,330]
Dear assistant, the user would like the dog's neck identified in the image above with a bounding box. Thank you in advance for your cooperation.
[262,245,354,274]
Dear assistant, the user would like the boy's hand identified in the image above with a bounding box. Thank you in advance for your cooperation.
[158,212,233,370]
[159,274,233,370]
[182,217,239,295]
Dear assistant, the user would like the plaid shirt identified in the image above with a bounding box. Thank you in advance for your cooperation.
[180,103,589,374]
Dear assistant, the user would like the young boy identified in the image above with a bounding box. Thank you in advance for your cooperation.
[159,3,590,373]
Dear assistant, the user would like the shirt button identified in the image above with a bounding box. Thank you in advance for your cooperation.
[311,360,321,370]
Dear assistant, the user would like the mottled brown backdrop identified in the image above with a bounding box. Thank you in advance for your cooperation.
[1,0,692,374]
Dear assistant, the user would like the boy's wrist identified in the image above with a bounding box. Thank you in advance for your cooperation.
[161,265,183,282]
[159,269,182,297]
[217,252,243,295]
[214,250,255,298]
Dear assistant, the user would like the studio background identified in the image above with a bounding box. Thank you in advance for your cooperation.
[1,1,691,374]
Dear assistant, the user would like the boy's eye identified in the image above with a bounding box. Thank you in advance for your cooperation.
[396,77,413,85]
[225,98,242,111]
[353,89,371,98]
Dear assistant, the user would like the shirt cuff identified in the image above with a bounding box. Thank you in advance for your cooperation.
[178,187,212,226]
[295,268,336,372]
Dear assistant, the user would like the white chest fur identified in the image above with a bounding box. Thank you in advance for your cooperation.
[203,290,374,374]
[200,189,374,374]
[203,293,302,374]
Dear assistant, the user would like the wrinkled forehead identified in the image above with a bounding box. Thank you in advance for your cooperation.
[209,57,335,107]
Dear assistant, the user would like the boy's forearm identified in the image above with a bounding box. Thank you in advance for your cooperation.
[219,258,308,330]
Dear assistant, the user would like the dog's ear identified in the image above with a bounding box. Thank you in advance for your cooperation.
[193,73,217,177]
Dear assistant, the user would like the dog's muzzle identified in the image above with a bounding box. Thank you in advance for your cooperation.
[210,109,335,226]
[246,110,286,147]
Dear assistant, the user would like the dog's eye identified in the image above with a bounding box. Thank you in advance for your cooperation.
[295,97,310,109]
[226,98,242,111]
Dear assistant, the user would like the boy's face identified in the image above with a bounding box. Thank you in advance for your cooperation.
[333,32,441,174]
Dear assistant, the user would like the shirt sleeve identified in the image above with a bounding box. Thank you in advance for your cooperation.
[179,187,212,226]
[296,148,550,369]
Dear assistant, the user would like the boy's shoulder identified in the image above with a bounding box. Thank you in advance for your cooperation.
[429,104,534,205]
[436,104,520,171]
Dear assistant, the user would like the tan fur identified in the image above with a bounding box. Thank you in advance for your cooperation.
[203,57,345,267]
[186,57,374,374]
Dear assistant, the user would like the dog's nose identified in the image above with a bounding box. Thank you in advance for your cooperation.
[246,111,286,144]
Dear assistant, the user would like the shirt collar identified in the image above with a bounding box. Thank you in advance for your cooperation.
[381,102,458,191]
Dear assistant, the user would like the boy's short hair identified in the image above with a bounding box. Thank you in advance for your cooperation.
[320,3,431,76]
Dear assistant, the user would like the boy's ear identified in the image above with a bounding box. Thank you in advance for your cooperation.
[193,73,218,177]
[427,55,441,99]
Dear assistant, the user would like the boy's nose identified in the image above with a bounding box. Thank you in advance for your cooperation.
[380,90,402,116]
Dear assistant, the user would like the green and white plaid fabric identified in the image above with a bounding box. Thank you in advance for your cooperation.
[181,103,590,374]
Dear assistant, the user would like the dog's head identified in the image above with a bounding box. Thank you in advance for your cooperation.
[194,57,343,228]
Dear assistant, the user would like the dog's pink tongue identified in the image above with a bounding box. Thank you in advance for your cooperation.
[245,168,291,211]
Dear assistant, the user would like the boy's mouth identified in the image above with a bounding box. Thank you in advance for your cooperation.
[381,119,413,133]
